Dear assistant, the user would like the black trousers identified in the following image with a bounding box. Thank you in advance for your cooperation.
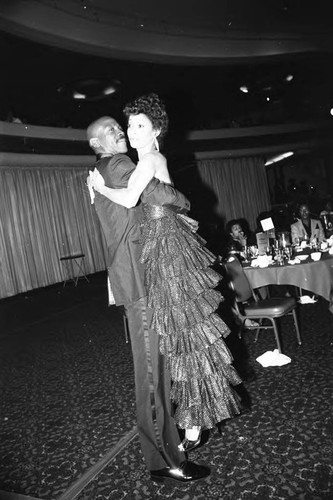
[125,296,185,471]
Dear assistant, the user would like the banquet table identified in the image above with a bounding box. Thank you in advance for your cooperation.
[243,252,333,313]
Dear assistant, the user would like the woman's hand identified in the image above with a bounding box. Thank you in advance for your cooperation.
[239,232,247,247]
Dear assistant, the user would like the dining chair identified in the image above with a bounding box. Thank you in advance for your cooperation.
[223,256,302,353]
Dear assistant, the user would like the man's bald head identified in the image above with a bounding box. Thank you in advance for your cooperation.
[87,117,128,155]
[87,116,110,144]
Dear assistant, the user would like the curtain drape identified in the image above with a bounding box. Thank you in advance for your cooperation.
[175,156,271,231]
[0,156,271,300]
[0,166,107,299]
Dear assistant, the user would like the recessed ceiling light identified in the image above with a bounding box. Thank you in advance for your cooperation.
[59,78,120,101]
[73,91,86,100]
[240,86,249,93]
[285,74,294,82]
[103,85,117,95]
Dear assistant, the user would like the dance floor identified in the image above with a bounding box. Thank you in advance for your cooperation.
[0,272,332,500]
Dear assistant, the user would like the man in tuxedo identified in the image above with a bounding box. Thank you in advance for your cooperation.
[291,203,324,244]
[86,116,210,483]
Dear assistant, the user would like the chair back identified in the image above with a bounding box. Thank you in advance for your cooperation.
[224,256,254,303]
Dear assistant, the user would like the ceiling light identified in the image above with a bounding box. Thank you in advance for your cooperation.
[103,85,117,96]
[285,74,294,82]
[59,78,120,101]
[73,91,86,100]
[265,151,294,166]
[240,86,249,93]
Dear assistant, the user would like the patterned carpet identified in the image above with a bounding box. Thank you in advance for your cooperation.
[0,272,332,500]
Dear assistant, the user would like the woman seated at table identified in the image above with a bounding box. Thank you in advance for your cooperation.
[290,203,325,244]
[225,219,248,258]
[224,220,262,326]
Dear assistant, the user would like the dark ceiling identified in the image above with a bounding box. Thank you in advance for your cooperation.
[1,0,333,131]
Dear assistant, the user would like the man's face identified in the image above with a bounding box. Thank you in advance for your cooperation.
[98,119,128,154]
[299,205,309,220]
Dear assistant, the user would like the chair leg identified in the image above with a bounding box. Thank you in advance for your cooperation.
[254,319,263,342]
[271,318,282,353]
[238,321,244,340]
[123,313,130,344]
[292,308,302,345]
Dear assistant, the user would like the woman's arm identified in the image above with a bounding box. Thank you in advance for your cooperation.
[91,154,156,208]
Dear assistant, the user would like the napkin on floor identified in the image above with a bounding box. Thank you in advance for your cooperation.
[256,349,291,367]
[298,295,318,304]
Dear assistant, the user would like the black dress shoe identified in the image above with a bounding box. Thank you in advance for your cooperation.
[151,460,210,483]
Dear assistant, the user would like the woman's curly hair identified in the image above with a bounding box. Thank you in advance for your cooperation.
[123,93,169,139]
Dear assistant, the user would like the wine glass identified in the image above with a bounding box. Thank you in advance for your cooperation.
[249,245,259,258]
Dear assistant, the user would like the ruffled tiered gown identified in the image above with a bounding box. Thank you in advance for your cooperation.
[140,180,242,430]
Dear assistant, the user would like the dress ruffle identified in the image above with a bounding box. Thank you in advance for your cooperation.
[141,204,242,429]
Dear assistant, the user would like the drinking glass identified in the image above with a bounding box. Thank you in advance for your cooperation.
[275,248,284,266]
[249,245,259,257]
[242,245,249,262]
[284,246,292,260]
[311,238,319,251]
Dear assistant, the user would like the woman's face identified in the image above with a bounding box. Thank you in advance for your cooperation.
[127,113,159,150]
[230,224,243,239]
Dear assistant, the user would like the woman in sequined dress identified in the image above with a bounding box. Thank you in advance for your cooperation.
[89,93,242,452]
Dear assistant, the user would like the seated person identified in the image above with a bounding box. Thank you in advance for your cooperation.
[225,219,247,257]
[320,199,333,237]
[291,203,325,244]
[320,199,333,217]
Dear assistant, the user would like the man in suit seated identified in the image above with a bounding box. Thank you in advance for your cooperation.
[291,203,325,244]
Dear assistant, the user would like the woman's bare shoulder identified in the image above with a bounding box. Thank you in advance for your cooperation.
[141,151,165,161]
[153,153,171,183]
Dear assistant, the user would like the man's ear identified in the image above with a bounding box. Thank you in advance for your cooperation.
[89,138,100,149]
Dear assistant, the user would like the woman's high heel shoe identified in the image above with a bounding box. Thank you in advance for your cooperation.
[178,436,201,453]
[178,429,202,453]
